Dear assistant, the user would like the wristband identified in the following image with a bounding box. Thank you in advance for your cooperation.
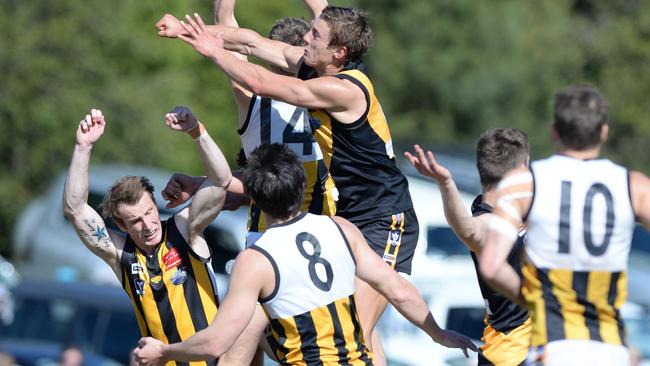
[193,130,208,142]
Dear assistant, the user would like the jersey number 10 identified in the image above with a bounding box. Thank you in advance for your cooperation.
[558,181,615,256]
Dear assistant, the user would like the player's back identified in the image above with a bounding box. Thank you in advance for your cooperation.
[524,154,635,346]
[251,213,373,365]
[239,96,336,241]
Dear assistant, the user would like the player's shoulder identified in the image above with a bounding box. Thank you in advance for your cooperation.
[496,166,533,193]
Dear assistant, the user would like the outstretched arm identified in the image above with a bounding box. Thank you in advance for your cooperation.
[213,0,255,128]
[335,217,478,357]
[405,145,484,253]
[304,0,328,18]
[164,107,234,258]
[134,249,269,363]
[63,109,122,280]
[479,167,533,306]
[155,13,303,73]
[178,14,360,113]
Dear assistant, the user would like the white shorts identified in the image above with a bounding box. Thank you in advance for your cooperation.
[526,339,630,366]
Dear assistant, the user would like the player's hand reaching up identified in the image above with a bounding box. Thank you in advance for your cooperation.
[165,106,199,133]
[76,108,106,147]
[178,13,224,59]
[404,144,453,185]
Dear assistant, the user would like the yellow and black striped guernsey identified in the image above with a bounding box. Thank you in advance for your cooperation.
[298,63,413,224]
[523,156,635,347]
[120,216,219,366]
[253,213,374,365]
[470,195,531,365]
[264,294,373,366]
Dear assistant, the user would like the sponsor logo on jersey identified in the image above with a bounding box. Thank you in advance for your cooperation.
[170,268,187,286]
[134,278,145,296]
[163,247,182,270]
[150,275,164,290]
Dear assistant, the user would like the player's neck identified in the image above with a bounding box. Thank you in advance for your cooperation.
[482,188,497,207]
[557,146,601,160]
[267,210,301,226]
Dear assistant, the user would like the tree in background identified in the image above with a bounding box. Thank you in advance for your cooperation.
[2,0,650,255]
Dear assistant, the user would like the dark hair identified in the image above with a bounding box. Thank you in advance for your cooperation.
[553,85,608,150]
[269,17,310,46]
[243,144,305,220]
[101,176,155,226]
[320,6,373,62]
[476,128,529,188]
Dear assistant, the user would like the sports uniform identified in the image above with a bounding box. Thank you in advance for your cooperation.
[523,155,635,365]
[470,195,531,366]
[251,212,374,365]
[299,63,419,274]
[239,95,337,246]
[120,216,219,366]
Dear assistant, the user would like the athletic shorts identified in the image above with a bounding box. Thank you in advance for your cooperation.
[355,208,419,275]
[478,318,531,366]
[525,339,630,366]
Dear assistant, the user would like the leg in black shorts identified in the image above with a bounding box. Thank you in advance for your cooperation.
[355,208,419,275]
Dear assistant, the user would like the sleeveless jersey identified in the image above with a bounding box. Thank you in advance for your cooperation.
[470,195,529,332]
[239,95,336,235]
[524,155,635,346]
[251,213,373,365]
[120,216,219,366]
[298,63,413,223]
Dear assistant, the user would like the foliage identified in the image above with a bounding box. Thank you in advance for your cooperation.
[2,0,650,255]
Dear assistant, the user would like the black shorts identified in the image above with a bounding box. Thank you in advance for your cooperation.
[355,208,419,275]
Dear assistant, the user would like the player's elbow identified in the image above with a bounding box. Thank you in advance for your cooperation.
[245,75,265,96]
[63,195,82,221]
[385,278,416,308]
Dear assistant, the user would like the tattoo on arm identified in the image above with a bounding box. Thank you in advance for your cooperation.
[83,219,109,248]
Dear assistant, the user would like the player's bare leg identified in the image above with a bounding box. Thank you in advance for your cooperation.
[355,276,388,366]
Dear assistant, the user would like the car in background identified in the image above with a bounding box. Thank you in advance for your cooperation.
[0,279,139,365]
[378,255,483,366]
[13,165,248,298]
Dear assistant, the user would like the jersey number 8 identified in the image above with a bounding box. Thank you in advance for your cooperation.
[295,232,333,291]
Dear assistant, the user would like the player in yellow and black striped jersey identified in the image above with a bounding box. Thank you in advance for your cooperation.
[406,128,532,366]
[120,216,219,366]
[134,144,477,365]
[63,107,241,366]
[480,85,650,365]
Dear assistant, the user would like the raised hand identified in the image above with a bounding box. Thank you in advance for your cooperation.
[155,13,185,38]
[404,144,452,185]
[165,106,199,133]
[162,173,206,208]
[177,13,224,58]
[433,329,479,358]
[76,108,106,146]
